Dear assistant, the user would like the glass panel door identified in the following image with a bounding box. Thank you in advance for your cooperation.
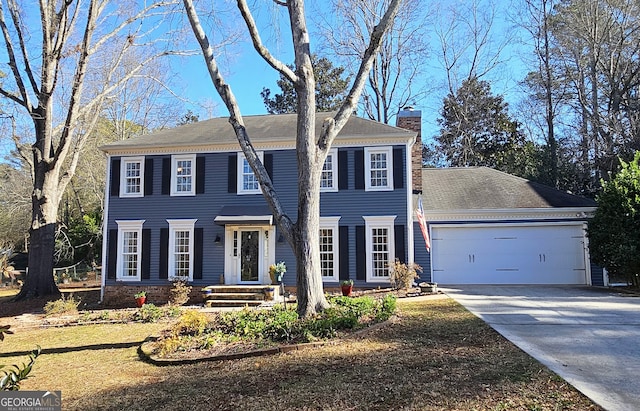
[240,230,259,282]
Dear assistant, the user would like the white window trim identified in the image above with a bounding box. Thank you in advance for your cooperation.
[364,146,393,191]
[320,149,338,193]
[120,157,145,198]
[115,220,145,281]
[319,216,341,282]
[237,151,264,195]
[364,215,396,282]
[167,219,197,281]
[171,154,196,196]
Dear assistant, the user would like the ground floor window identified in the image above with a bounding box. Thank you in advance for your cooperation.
[364,216,396,282]
[116,220,144,281]
[319,217,340,281]
[167,219,197,281]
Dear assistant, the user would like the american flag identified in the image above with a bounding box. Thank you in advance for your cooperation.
[416,196,431,252]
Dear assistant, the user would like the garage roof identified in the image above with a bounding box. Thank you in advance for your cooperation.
[420,167,597,209]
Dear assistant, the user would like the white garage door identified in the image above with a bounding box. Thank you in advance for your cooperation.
[431,224,588,285]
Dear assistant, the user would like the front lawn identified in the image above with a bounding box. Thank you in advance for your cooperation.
[0,297,602,410]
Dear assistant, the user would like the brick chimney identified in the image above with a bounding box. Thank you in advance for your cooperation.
[396,106,422,193]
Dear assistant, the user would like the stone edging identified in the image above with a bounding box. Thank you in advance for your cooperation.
[137,315,396,366]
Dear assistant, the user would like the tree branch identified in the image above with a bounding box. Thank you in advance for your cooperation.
[182,0,295,234]
[236,0,297,84]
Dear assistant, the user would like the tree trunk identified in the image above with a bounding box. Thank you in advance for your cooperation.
[15,163,61,300]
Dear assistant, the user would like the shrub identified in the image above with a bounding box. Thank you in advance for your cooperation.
[43,295,81,316]
[173,310,209,336]
[133,303,164,323]
[389,259,423,290]
[169,279,192,305]
[375,295,397,321]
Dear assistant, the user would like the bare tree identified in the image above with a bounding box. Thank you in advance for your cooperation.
[434,0,512,94]
[183,0,402,317]
[0,0,181,299]
[319,0,430,124]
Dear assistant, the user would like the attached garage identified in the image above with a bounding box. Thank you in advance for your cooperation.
[431,223,588,285]
[413,167,600,286]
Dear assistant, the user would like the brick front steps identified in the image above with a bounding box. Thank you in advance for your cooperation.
[201,285,282,308]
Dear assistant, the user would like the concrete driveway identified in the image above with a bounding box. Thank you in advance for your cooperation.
[443,286,640,411]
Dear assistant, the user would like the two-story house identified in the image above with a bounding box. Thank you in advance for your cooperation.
[100,111,420,303]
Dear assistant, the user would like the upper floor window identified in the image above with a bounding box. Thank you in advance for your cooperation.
[237,152,263,195]
[120,157,144,198]
[115,220,145,281]
[319,217,340,281]
[171,154,196,196]
[364,216,396,282]
[320,149,338,192]
[365,147,393,191]
[167,219,197,281]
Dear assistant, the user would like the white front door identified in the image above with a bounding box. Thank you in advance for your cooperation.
[224,225,275,284]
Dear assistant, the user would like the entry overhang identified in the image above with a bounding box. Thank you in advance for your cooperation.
[214,205,274,226]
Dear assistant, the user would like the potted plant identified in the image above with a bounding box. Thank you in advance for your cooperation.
[134,291,147,307]
[269,261,287,284]
[340,279,354,296]
[419,282,438,293]
[263,286,275,301]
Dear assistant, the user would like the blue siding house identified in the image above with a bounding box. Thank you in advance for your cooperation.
[100,111,422,302]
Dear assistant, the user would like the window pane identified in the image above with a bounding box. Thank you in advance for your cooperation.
[371,227,389,277]
[125,161,141,194]
[319,228,334,277]
[176,160,192,192]
[121,231,138,277]
[321,154,334,188]
[173,230,190,277]
[242,159,259,191]
[369,152,388,187]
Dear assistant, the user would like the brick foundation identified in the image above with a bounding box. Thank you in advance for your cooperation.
[103,284,205,308]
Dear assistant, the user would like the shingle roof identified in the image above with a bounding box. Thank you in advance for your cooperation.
[421,167,597,209]
[100,112,415,152]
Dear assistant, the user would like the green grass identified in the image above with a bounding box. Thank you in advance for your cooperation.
[0,297,602,411]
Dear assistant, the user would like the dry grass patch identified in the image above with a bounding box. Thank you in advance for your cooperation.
[0,297,602,410]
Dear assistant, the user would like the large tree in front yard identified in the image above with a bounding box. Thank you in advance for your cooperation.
[588,152,640,288]
[182,0,402,317]
[0,0,178,299]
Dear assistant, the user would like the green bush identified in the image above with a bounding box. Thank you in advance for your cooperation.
[43,295,81,316]
[133,304,164,323]
[375,295,397,321]
[1,325,40,391]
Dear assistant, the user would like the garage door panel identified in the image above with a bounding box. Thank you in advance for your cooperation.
[432,224,587,285]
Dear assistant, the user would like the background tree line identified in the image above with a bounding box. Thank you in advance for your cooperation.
[1,0,639,297]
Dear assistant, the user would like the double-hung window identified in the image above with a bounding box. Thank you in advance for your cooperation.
[319,217,340,281]
[237,152,263,194]
[167,219,197,281]
[320,149,338,192]
[365,147,393,191]
[171,154,196,196]
[364,216,396,282]
[120,157,144,197]
[116,220,145,281]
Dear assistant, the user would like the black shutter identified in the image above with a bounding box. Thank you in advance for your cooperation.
[193,228,203,280]
[144,158,154,196]
[394,225,406,263]
[110,159,120,197]
[161,158,171,195]
[228,154,237,193]
[355,225,365,281]
[159,228,169,279]
[339,226,349,281]
[196,156,205,194]
[142,229,151,279]
[354,149,364,189]
[107,229,117,279]
[264,153,273,181]
[338,150,348,190]
[393,147,404,189]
